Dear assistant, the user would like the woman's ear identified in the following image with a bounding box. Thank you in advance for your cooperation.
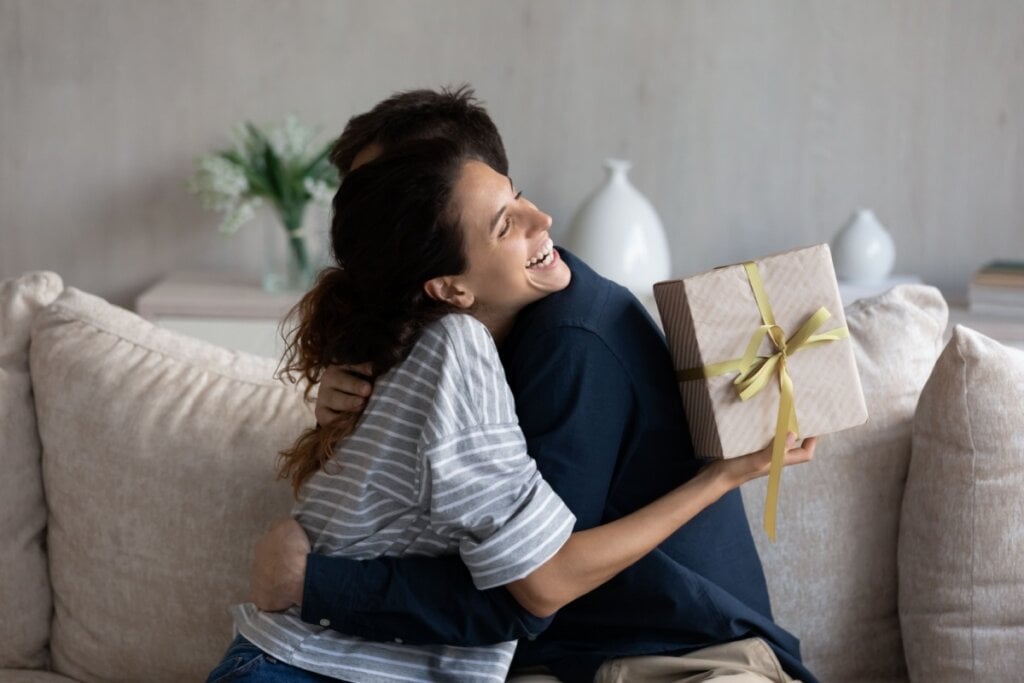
[423,277,475,309]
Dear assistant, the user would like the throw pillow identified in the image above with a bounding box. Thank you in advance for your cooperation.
[742,284,947,682]
[0,271,63,669]
[30,286,312,683]
[899,325,1024,679]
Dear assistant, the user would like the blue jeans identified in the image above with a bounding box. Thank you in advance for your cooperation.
[206,635,348,682]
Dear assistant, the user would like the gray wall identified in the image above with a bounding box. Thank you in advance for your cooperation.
[2,0,1022,308]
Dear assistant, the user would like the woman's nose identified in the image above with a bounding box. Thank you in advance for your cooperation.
[527,206,553,234]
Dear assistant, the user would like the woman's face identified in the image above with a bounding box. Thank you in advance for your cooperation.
[446,160,571,325]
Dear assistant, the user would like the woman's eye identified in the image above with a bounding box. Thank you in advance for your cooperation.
[498,216,512,238]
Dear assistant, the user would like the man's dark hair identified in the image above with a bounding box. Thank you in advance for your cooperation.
[329,85,508,176]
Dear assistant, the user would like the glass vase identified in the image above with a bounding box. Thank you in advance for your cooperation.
[261,204,329,293]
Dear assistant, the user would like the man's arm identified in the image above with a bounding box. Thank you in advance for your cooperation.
[302,553,555,645]
[249,518,554,646]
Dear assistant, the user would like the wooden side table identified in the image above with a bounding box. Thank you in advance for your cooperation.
[135,272,302,358]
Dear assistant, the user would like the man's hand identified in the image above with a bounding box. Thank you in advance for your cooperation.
[314,362,374,427]
[250,518,311,612]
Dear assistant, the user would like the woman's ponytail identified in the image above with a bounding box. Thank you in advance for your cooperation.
[274,138,471,498]
[277,267,360,498]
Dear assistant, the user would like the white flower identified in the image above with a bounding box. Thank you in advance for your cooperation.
[218,197,262,235]
[304,177,335,205]
[268,114,315,162]
[191,115,338,253]
[190,156,249,211]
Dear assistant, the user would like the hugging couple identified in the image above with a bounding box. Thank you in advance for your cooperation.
[207,86,819,683]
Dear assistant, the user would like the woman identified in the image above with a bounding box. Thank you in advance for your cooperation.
[208,139,815,683]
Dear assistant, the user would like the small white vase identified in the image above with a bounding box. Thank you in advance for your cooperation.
[831,209,896,285]
[565,159,671,296]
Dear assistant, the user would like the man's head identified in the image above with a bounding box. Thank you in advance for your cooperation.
[329,85,508,176]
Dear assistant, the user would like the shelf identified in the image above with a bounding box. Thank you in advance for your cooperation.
[135,272,304,358]
[136,272,302,320]
[947,303,1024,350]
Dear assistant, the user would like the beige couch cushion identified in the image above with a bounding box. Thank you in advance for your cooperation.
[0,272,63,669]
[899,325,1024,680]
[742,285,947,682]
[30,287,312,683]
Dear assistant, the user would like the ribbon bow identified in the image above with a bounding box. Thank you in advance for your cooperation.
[678,262,849,541]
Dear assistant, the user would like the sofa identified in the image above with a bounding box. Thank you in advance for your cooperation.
[2,270,1022,682]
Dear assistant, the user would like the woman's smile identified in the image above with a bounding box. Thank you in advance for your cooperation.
[526,237,555,269]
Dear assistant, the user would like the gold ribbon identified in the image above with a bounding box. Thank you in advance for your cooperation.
[678,262,849,541]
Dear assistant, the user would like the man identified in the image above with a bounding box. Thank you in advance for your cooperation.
[252,86,816,683]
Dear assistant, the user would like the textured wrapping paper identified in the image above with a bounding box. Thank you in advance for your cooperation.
[654,244,868,538]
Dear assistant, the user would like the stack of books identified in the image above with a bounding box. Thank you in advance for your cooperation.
[969,261,1024,317]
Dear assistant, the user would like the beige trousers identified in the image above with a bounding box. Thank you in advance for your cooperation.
[508,638,799,683]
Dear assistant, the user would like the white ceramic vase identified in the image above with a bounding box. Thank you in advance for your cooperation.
[831,208,896,285]
[565,159,671,296]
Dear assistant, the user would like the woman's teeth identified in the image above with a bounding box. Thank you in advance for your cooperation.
[526,240,554,269]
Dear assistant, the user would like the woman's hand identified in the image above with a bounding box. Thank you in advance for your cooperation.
[314,362,375,427]
[707,433,817,491]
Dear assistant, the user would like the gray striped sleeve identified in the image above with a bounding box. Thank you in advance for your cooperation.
[423,315,575,591]
[425,424,575,590]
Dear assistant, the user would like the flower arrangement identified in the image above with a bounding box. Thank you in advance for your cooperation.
[189,115,339,288]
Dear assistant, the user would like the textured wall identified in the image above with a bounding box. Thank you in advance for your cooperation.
[1,0,1022,307]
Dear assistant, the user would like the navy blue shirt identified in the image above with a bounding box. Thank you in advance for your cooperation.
[301,251,815,683]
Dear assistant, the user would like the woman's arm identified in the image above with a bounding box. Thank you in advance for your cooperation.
[507,434,816,617]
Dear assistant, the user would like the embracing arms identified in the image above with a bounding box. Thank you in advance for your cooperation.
[251,332,814,642]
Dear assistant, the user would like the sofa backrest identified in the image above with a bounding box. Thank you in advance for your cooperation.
[3,275,953,682]
[29,285,312,682]
[0,272,64,669]
[741,284,947,683]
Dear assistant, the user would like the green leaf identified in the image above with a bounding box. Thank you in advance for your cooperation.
[241,168,272,197]
[242,123,270,172]
[288,173,308,202]
[216,149,248,169]
[314,162,340,186]
[263,144,285,208]
[245,121,272,149]
[215,150,268,196]
[301,140,335,177]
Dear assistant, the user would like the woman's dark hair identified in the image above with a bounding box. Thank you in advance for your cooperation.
[278,138,474,496]
[330,85,508,176]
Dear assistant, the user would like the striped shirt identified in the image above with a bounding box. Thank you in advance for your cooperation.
[233,313,576,682]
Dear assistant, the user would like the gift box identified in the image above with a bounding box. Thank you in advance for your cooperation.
[654,244,868,537]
